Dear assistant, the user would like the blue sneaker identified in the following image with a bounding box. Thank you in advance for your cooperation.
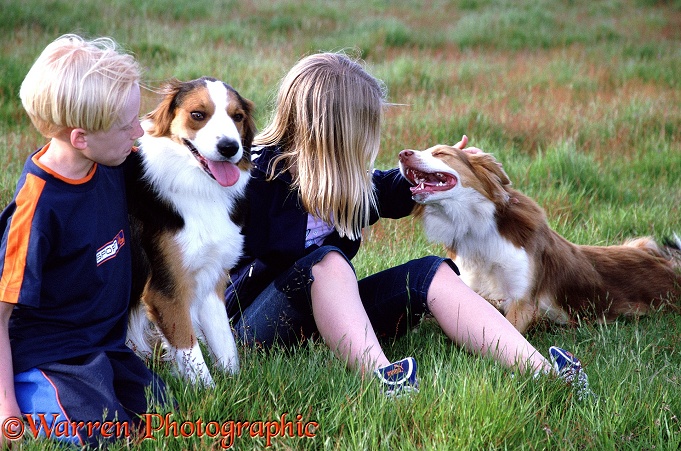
[375,357,419,397]
[549,346,594,401]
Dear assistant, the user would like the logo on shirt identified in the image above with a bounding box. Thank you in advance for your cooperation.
[96,230,125,266]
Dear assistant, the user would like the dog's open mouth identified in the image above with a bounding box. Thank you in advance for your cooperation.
[403,167,458,197]
[183,139,240,187]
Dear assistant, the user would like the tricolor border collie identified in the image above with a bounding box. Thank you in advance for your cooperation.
[126,77,255,385]
[399,140,681,334]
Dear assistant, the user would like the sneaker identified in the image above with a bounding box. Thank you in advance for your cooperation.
[375,357,419,397]
[548,346,594,401]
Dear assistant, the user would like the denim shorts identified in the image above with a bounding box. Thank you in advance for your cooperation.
[233,245,458,348]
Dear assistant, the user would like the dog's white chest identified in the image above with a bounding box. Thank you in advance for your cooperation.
[421,198,533,301]
[174,195,243,271]
[455,240,533,302]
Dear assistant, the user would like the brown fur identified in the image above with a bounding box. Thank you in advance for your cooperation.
[143,233,196,350]
[405,145,681,333]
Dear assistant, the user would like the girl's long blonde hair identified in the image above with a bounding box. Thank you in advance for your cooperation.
[255,52,387,240]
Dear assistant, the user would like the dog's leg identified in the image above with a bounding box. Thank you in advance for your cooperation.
[176,342,215,386]
[145,287,215,386]
[502,299,537,334]
[193,287,240,375]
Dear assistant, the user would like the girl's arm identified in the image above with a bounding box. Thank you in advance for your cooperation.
[371,167,416,221]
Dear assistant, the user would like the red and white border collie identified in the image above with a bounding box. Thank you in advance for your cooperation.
[126,77,255,385]
[399,142,681,334]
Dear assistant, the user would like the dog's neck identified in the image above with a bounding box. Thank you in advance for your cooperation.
[420,187,498,254]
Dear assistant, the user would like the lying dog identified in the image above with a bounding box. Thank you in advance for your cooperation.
[125,77,255,384]
[399,143,681,333]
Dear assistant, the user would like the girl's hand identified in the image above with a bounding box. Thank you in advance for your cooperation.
[453,135,484,155]
[454,135,502,168]
[453,135,468,149]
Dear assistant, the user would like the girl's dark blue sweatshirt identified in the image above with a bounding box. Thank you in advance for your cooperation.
[225,145,416,318]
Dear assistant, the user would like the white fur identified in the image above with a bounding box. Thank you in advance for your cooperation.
[138,134,247,270]
[176,342,215,386]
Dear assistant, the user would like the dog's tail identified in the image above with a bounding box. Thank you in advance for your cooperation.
[126,304,167,362]
[626,234,681,269]
[662,232,681,250]
[661,232,681,269]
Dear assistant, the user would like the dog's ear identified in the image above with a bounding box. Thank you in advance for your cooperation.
[471,153,511,186]
[469,153,512,203]
[144,79,183,138]
[239,96,256,151]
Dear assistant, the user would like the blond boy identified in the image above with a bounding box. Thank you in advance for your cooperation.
[0,34,164,447]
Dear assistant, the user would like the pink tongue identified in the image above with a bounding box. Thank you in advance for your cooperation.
[206,160,241,187]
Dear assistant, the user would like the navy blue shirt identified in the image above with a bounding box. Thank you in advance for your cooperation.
[0,146,132,373]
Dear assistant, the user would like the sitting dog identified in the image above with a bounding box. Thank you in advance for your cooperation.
[125,77,255,384]
[399,142,681,333]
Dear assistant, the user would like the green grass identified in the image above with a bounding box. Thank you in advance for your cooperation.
[1,0,680,449]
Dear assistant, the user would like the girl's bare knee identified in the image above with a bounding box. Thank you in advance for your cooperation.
[432,261,463,286]
[312,251,352,277]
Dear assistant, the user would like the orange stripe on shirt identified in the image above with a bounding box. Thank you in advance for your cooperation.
[0,173,46,304]
[32,144,97,185]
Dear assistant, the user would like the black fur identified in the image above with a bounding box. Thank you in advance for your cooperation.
[124,151,185,306]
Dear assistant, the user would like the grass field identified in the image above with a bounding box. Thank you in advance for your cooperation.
[1,0,680,449]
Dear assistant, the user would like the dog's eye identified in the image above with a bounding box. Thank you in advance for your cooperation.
[432,150,452,158]
[191,111,205,121]
[232,113,244,123]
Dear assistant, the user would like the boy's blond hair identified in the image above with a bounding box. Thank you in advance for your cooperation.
[20,34,141,138]
[255,52,387,241]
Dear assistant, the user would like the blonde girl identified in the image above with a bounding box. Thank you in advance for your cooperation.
[226,52,590,397]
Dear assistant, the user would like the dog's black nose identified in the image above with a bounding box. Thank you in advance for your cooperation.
[217,137,241,158]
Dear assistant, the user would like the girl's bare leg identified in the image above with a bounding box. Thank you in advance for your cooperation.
[309,254,551,375]
[310,251,390,372]
[427,263,552,374]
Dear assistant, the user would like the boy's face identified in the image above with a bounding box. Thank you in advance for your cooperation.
[84,84,143,166]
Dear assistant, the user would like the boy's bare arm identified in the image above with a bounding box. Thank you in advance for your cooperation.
[0,301,22,446]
